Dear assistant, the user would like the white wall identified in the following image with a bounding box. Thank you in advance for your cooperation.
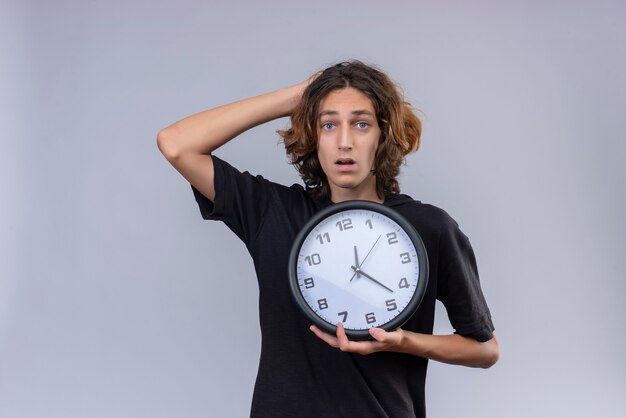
[1,1,625,417]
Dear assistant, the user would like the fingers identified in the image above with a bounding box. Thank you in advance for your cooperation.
[307,70,323,85]
[371,327,403,347]
[335,323,380,355]
[335,323,364,354]
[369,327,387,342]
[309,324,353,350]
[309,325,339,348]
[310,323,369,354]
[309,324,398,355]
[335,322,352,350]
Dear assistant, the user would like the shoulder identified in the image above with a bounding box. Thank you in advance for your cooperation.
[201,155,322,243]
[213,154,303,195]
[386,194,462,238]
[214,154,326,216]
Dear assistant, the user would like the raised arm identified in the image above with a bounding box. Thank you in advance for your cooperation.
[157,77,313,201]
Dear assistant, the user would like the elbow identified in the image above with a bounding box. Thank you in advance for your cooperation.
[479,349,499,369]
[479,335,500,369]
[157,126,182,162]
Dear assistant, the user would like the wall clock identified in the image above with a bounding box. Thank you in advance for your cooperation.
[288,200,429,340]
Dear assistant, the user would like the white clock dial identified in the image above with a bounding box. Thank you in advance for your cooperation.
[289,201,428,340]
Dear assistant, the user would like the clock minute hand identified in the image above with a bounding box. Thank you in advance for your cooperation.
[350,266,394,293]
[353,245,361,278]
[350,234,382,282]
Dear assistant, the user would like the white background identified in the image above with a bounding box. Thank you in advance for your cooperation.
[2,1,625,417]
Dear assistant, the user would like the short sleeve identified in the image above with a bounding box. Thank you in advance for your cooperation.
[437,219,495,342]
[190,155,271,245]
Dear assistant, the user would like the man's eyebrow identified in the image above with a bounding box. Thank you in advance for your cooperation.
[352,110,375,116]
[318,109,375,117]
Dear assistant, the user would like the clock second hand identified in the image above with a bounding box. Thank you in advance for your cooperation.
[350,234,382,282]
[350,265,394,293]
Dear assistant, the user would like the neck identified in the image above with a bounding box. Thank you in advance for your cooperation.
[330,188,383,204]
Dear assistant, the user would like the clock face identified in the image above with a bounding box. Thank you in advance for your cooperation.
[288,201,429,340]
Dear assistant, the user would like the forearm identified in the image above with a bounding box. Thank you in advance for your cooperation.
[394,330,499,369]
[157,83,303,159]
[311,323,499,369]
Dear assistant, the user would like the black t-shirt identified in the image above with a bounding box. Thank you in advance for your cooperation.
[192,155,495,418]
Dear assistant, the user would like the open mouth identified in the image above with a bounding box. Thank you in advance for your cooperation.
[336,158,355,166]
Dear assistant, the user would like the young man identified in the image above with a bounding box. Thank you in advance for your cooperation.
[158,61,499,417]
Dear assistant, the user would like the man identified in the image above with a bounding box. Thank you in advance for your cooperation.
[158,60,499,417]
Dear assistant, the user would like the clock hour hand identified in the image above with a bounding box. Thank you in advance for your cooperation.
[350,234,382,282]
[350,266,394,293]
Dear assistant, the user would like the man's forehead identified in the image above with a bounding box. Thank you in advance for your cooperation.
[318,88,375,117]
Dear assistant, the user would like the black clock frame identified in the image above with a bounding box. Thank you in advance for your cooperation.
[288,200,429,340]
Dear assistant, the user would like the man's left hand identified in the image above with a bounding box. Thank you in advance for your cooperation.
[310,322,404,355]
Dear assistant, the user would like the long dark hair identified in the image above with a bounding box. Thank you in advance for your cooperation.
[279,60,422,200]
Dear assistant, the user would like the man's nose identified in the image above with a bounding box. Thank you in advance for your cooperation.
[338,126,353,150]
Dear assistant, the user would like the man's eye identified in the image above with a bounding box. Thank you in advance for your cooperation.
[356,122,368,129]
[322,122,334,130]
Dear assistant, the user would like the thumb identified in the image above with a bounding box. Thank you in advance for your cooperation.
[369,327,387,342]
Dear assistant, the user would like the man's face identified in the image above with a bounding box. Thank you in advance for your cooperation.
[317,87,382,203]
